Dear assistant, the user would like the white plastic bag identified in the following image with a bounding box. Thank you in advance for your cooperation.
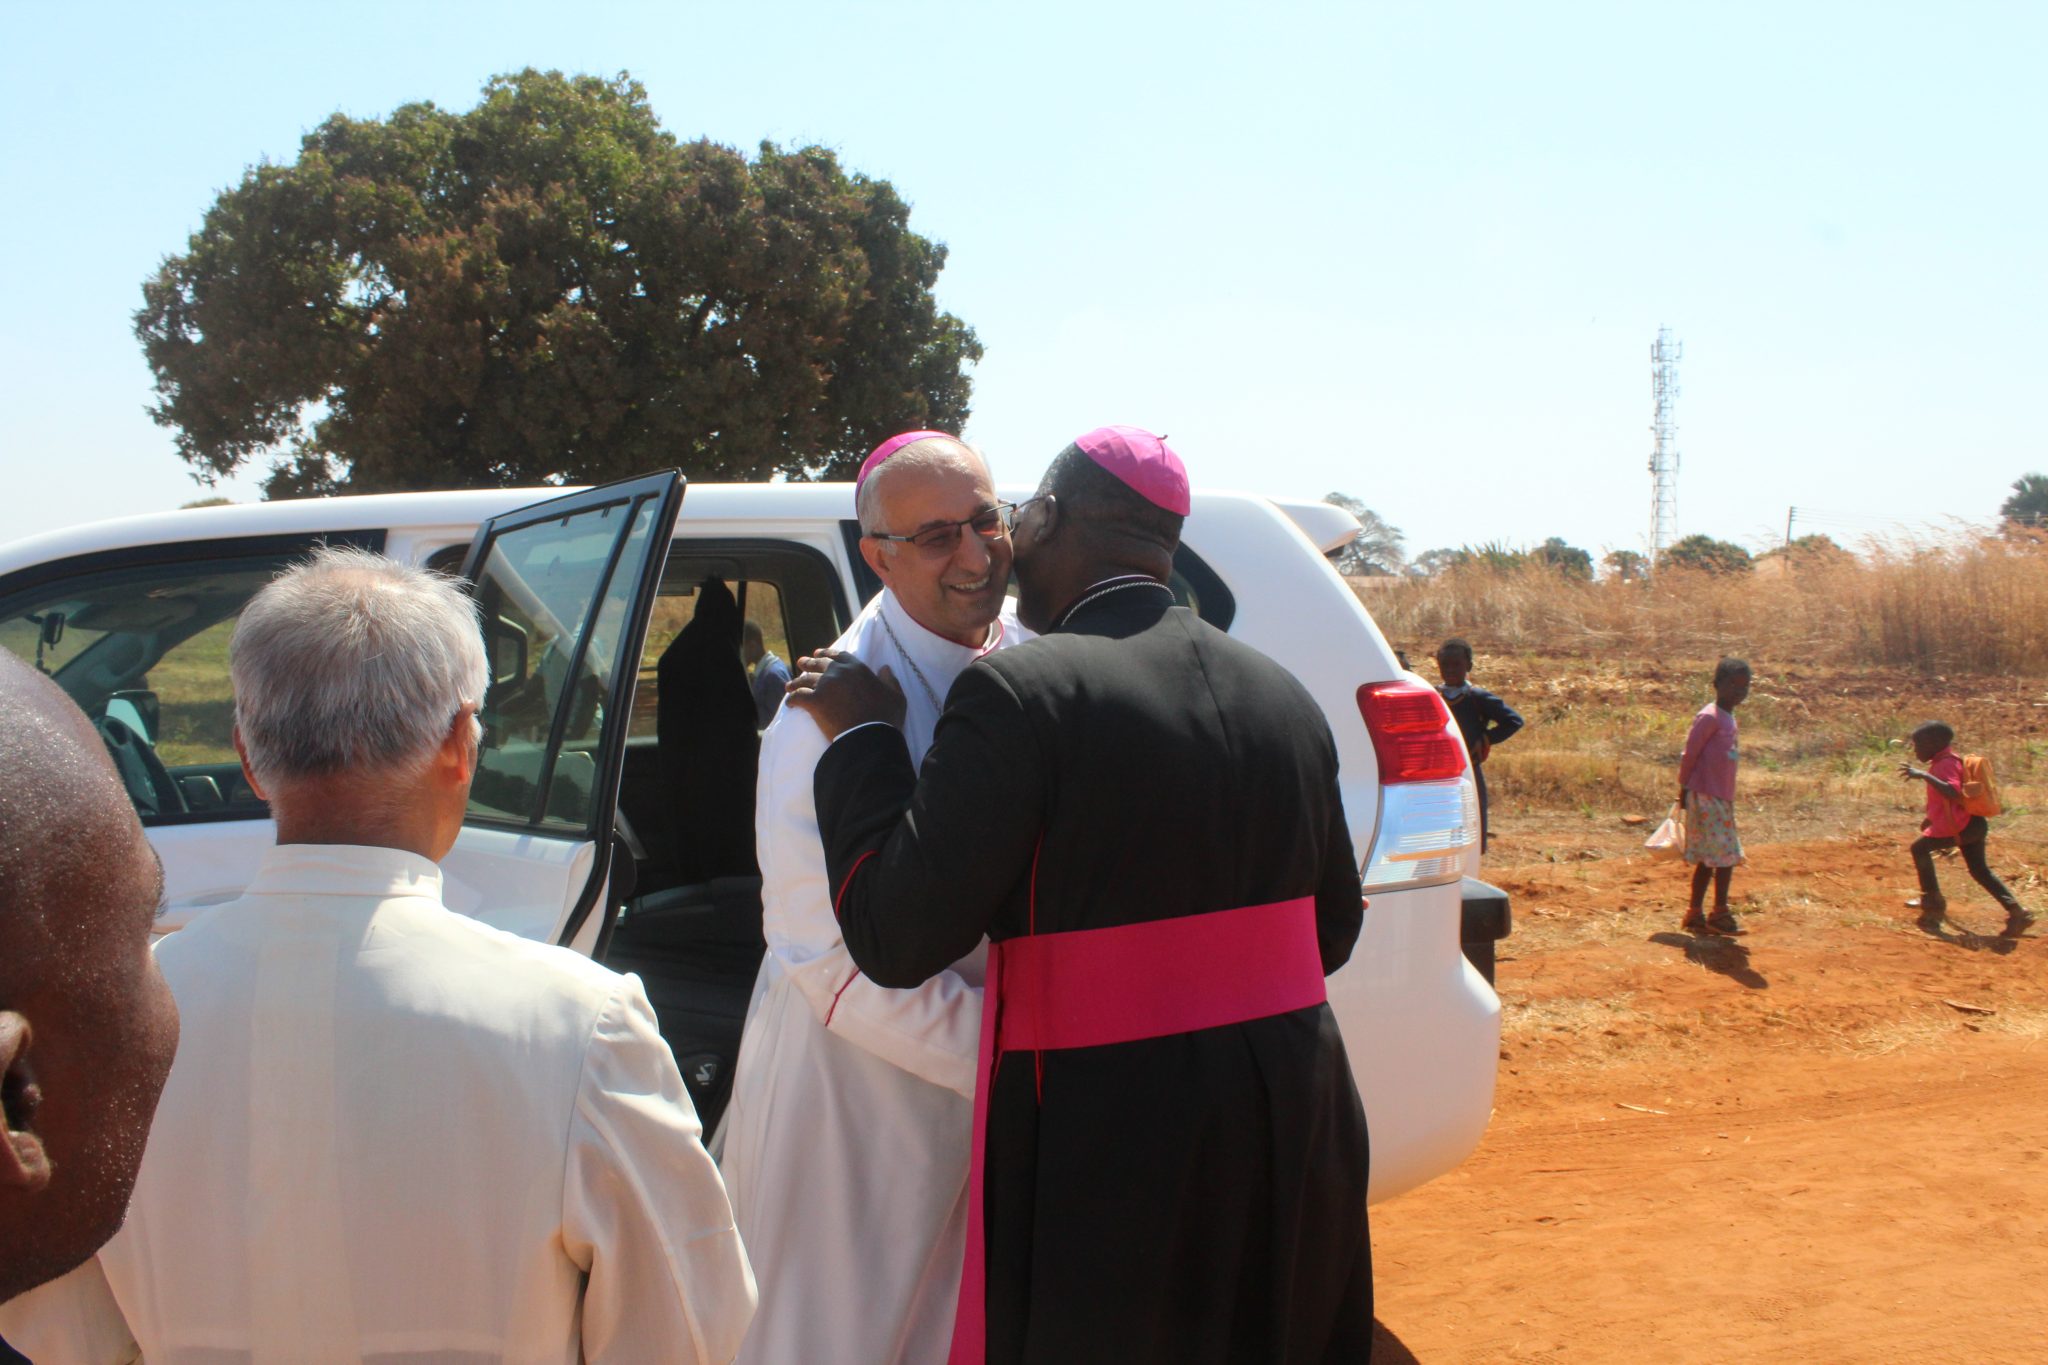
[1644,802,1686,861]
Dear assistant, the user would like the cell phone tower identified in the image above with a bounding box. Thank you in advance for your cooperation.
[1647,327,1681,570]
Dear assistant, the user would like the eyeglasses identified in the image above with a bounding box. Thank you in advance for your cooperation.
[869,501,1030,558]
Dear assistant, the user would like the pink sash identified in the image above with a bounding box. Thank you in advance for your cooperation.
[947,896,1329,1363]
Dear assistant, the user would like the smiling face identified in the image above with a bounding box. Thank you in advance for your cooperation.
[0,657,179,1301]
[859,445,1012,647]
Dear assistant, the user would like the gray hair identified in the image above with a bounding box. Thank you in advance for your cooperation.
[855,438,990,540]
[231,546,488,784]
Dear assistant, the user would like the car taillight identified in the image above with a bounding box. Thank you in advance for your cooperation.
[1356,680,1479,890]
[1356,682,1467,783]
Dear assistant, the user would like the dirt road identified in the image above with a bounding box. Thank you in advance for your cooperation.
[1371,833,2048,1363]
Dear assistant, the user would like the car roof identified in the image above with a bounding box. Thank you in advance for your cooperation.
[0,481,1345,577]
[0,483,853,575]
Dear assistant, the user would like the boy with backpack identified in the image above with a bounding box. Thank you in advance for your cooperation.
[1899,721,2035,937]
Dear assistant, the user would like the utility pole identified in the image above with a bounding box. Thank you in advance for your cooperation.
[1784,506,1795,552]
[1647,327,1681,572]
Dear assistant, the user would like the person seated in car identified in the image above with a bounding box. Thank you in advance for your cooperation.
[0,547,755,1362]
[742,619,791,729]
[0,652,180,1307]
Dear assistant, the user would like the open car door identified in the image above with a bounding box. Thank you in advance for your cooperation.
[445,471,683,952]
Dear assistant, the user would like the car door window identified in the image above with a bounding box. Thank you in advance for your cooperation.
[450,473,682,955]
[632,579,792,739]
[0,540,382,824]
[466,495,663,832]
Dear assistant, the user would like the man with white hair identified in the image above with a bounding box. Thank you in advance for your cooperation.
[0,548,755,1364]
[720,431,1031,1363]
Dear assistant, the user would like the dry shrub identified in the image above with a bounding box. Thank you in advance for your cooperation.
[1365,536,2048,676]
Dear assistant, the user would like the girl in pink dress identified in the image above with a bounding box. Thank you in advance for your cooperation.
[1677,658,1750,935]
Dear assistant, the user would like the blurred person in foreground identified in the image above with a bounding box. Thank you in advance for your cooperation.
[0,653,179,1306]
[789,427,1372,1364]
[0,547,755,1364]
[721,431,1032,1364]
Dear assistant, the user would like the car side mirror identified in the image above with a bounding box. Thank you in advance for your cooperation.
[489,617,529,688]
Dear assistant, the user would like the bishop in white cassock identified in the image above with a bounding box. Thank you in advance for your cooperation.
[719,432,1031,1364]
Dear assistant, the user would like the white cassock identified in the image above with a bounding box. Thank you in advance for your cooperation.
[0,844,757,1365]
[721,589,1030,1365]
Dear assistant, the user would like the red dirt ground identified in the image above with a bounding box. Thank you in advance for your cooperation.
[1369,832,2048,1364]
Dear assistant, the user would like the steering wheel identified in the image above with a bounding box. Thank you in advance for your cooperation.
[94,714,187,818]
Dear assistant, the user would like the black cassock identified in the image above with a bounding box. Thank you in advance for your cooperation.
[814,579,1373,1365]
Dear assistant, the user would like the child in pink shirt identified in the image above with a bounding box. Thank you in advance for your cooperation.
[1677,658,1749,935]
[1899,721,2035,936]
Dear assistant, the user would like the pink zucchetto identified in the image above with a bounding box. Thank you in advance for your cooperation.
[856,430,956,489]
[1074,425,1191,516]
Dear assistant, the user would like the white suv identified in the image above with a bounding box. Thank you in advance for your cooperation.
[0,473,1506,1203]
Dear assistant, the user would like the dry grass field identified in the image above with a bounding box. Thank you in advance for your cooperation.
[1368,532,2048,677]
[1359,548,2048,1362]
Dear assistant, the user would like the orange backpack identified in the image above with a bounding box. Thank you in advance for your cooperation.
[1959,754,2001,818]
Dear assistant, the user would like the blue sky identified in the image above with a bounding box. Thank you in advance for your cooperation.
[3,1,2042,560]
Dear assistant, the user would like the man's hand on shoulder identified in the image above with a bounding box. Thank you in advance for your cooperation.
[786,648,907,740]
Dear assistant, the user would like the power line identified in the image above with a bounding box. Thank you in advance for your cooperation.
[1784,505,2031,544]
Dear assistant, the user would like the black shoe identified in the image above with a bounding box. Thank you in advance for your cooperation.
[1705,908,1744,936]
[2004,908,2038,938]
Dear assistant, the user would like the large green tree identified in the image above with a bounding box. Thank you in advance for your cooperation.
[137,70,982,497]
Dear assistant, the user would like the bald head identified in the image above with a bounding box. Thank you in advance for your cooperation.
[0,656,156,969]
[1,650,179,1303]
